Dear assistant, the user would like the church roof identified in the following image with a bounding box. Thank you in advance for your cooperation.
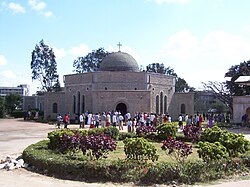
[99,52,139,72]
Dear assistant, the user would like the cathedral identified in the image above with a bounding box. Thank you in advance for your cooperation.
[23,51,194,121]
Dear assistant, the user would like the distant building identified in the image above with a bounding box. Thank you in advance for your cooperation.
[0,84,29,97]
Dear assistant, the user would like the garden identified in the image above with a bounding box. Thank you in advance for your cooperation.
[22,123,250,185]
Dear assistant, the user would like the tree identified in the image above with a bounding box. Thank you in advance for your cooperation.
[31,39,60,92]
[145,63,194,92]
[73,48,110,73]
[202,81,232,112]
[0,97,4,118]
[225,60,250,96]
[4,94,22,114]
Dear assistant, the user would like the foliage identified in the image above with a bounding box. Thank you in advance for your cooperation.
[197,141,229,162]
[144,62,195,92]
[103,126,120,140]
[123,137,159,162]
[219,131,250,157]
[47,129,74,149]
[23,140,248,184]
[136,124,157,137]
[0,97,4,118]
[200,126,222,143]
[200,126,250,157]
[11,110,25,118]
[73,47,110,73]
[31,39,60,92]
[225,60,250,96]
[156,123,178,140]
[118,132,137,140]
[161,137,193,166]
[183,124,201,142]
[4,93,22,114]
[79,134,117,160]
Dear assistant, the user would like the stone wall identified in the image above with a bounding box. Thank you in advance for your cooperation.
[169,92,194,121]
[233,96,250,123]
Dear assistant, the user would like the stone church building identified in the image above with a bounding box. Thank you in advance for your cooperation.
[23,51,194,121]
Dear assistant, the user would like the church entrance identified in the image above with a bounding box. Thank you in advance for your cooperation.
[116,103,127,116]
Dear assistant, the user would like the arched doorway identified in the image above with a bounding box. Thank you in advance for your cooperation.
[116,103,127,116]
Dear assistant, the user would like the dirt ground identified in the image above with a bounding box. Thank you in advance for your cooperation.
[0,118,250,187]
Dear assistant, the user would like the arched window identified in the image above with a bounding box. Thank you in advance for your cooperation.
[77,91,80,115]
[181,104,186,114]
[164,95,167,114]
[73,95,76,114]
[160,92,163,114]
[82,95,85,113]
[52,103,58,113]
[156,95,159,114]
[39,103,43,111]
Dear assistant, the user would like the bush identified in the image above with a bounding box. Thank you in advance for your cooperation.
[197,141,229,162]
[136,125,157,137]
[200,126,250,158]
[219,131,250,157]
[22,140,248,184]
[118,132,137,140]
[183,124,201,142]
[47,129,74,149]
[103,126,120,140]
[200,126,222,143]
[161,137,193,167]
[11,110,25,118]
[123,137,159,162]
[156,123,178,140]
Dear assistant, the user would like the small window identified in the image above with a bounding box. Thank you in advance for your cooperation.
[135,88,137,90]
[105,87,107,90]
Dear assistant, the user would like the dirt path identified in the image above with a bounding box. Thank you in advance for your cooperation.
[0,118,250,187]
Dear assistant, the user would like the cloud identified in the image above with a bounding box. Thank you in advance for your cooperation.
[53,47,66,60]
[42,11,53,18]
[0,55,7,65]
[0,70,16,79]
[7,2,26,13]
[69,44,91,57]
[28,0,54,18]
[28,0,46,11]
[154,0,191,4]
[157,29,250,87]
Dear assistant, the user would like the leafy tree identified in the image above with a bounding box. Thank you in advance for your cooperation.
[225,60,250,96]
[4,94,22,114]
[73,47,110,73]
[0,97,4,118]
[31,39,60,92]
[145,63,194,92]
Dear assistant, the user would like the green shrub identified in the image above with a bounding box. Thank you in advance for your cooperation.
[22,140,248,184]
[197,141,228,162]
[47,129,74,149]
[11,110,25,118]
[156,123,178,140]
[241,150,250,167]
[87,128,105,136]
[104,126,120,140]
[219,131,250,157]
[123,137,159,162]
[200,126,222,143]
[118,132,137,140]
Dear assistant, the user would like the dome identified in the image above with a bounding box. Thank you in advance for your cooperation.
[100,52,139,72]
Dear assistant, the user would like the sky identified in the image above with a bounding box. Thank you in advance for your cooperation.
[1,0,250,95]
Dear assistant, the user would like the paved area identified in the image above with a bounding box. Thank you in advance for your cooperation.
[0,118,250,187]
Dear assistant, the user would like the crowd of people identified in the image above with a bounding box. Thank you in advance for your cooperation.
[56,111,228,132]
